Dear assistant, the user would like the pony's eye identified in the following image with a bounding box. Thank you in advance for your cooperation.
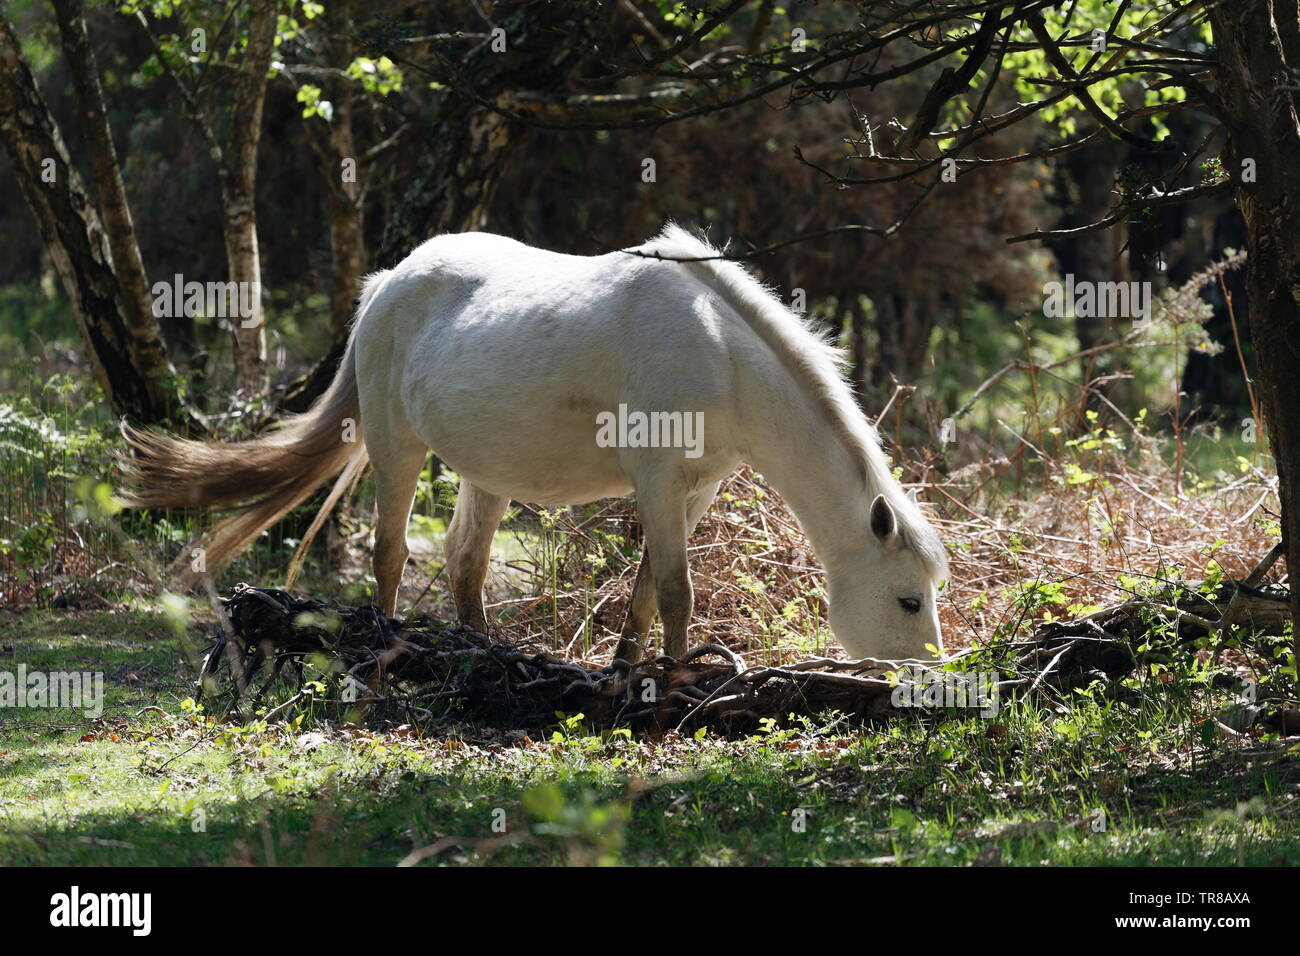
[899,597,921,614]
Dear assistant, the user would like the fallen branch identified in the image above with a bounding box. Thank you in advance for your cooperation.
[206,569,1292,736]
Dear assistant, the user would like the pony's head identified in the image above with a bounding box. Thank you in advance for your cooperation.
[826,494,946,661]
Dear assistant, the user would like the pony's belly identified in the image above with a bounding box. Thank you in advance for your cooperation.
[423,422,635,505]
[403,345,734,505]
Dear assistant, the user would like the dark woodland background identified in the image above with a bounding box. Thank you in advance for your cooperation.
[0,0,1257,428]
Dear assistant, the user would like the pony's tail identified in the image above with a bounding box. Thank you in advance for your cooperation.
[118,275,389,584]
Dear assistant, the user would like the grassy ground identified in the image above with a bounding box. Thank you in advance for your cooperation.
[2,604,1297,866]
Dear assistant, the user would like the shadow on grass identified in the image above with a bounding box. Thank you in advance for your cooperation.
[2,607,1299,866]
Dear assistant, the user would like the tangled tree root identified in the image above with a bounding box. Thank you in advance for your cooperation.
[203,554,1293,736]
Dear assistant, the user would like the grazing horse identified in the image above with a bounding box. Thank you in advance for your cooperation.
[121,226,948,662]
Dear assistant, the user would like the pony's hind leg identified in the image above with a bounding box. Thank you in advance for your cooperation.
[444,480,509,632]
[367,434,427,618]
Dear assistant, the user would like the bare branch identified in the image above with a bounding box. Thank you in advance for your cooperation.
[1007,179,1230,244]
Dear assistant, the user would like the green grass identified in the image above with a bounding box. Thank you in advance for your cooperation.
[1,605,1298,866]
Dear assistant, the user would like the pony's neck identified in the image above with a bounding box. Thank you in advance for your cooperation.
[741,387,872,572]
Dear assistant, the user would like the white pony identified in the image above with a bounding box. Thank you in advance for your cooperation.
[122,226,948,663]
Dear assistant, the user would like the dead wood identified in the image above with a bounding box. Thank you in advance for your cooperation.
[203,565,1292,736]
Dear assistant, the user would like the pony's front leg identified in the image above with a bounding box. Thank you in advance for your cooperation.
[614,480,720,664]
[629,475,692,658]
[630,479,720,660]
[444,480,509,632]
[649,532,692,660]
[612,554,658,665]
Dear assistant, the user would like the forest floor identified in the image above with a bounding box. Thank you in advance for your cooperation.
[2,394,1296,865]
[2,603,1298,866]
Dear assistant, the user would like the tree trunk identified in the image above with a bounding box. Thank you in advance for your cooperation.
[223,0,278,399]
[317,0,365,338]
[378,3,590,264]
[1209,0,1300,651]
[1052,137,1126,414]
[50,0,180,409]
[847,296,869,410]
[377,99,515,267]
[0,10,181,423]
[288,3,592,412]
[866,290,926,401]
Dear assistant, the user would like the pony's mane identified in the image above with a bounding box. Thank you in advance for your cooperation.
[637,224,948,584]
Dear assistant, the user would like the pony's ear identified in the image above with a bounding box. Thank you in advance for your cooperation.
[870,494,900,547]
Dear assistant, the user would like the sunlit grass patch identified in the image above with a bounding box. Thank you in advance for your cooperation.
[1,606,1296,866]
